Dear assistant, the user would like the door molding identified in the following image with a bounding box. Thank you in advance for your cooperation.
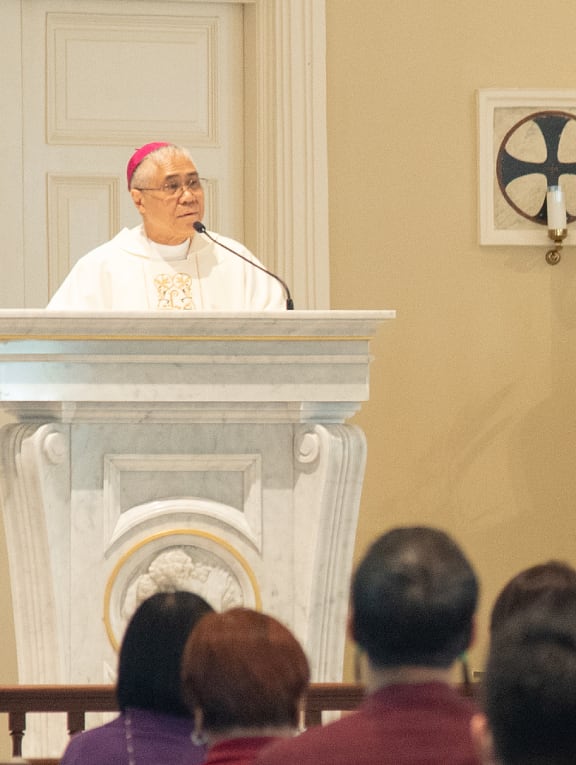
[249,0,329,309]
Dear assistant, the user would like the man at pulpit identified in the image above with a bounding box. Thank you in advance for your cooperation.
[47,142,286,311]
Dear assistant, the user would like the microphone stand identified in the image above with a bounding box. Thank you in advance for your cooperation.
[193,221,294,310]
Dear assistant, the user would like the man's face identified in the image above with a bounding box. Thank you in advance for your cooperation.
[131,154,205,245]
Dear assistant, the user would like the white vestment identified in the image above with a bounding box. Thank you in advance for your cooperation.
[47,225,287,311]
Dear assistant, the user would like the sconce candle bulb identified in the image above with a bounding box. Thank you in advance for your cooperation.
[547,185,566,229]
[545,185,567,265]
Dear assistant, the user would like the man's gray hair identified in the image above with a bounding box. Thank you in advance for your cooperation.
[130,145,195,190]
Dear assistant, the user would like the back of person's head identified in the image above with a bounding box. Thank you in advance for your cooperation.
[490,560,576,634]
[482,608,576,765]
[181,607,310,734]
[351,525,478,668]
[117,590,213,716]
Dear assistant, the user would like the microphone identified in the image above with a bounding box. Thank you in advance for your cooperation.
[193,221,294,310]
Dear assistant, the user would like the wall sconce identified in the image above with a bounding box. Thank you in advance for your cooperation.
[545,185,567,265]
[478,91,576,261]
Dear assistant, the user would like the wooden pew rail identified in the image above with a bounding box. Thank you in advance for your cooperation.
[0,683,367,765]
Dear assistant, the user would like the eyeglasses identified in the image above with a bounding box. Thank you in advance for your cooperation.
[135,175,205,198]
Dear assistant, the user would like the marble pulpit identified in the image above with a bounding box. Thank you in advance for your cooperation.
[0,309,393,751]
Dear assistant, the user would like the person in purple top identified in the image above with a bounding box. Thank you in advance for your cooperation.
[60,590,213,765]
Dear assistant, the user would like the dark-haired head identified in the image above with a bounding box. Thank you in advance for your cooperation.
[181,608,310,734]
[116,590,213,716]
[351,526,478,668]
[490,560,576,634]
[482,607,576,765]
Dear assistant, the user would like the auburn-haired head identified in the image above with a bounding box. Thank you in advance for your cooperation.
[181,608,310,733]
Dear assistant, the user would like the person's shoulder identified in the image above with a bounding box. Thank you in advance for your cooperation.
[204,230,255,260]
[60,716,124,763]
[217,232,249,250]
[79,226,140,263]
[256,717,356,765]
[422,682,479,714]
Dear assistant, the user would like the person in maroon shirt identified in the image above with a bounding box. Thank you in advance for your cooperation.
[256,526,480,765]
[181,608,310,765]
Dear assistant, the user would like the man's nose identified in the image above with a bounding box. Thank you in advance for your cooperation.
[179,186,196,202]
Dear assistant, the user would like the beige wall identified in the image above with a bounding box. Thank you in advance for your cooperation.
[326,0,576,678]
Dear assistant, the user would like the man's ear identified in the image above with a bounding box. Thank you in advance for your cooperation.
[347,607,357,642]
[467,615,477,650]
[470,712,497,764]
[130,188,145,214]
[348,608,365,683]
[194,706,204,730]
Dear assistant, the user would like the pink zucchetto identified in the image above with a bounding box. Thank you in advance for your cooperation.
[126,142,171,189]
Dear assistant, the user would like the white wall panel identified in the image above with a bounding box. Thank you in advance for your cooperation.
[47,13,218,146]
[47,174,120,291]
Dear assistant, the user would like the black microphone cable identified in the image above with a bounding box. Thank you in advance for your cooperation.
[193,221,294,310]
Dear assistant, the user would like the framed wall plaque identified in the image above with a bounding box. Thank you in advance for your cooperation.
[478,89,576,245]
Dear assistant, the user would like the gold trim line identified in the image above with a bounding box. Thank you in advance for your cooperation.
[103,528,262,651]
[0,334,371,343]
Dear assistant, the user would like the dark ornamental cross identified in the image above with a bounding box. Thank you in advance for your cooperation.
[496,111,576,225]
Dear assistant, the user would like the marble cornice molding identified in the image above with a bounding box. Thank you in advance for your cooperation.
[0,310,394,416]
